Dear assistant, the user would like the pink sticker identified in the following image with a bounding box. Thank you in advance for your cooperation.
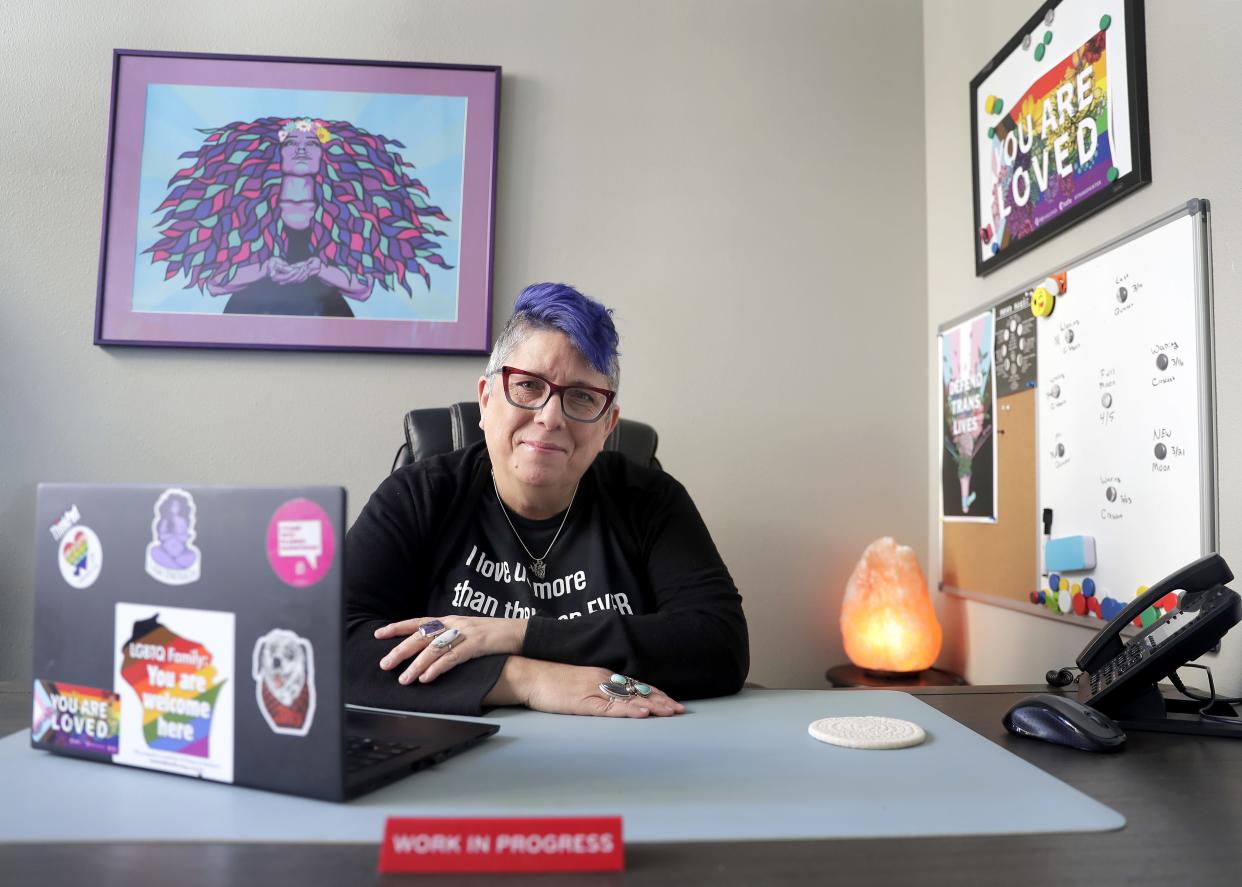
[266,499,335,588]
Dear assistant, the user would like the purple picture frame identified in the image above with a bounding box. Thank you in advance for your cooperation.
[94,49,500,354]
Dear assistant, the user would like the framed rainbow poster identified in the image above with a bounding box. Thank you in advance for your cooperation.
[970,0,1150,276]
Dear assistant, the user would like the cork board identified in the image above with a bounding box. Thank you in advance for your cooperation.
[942,387,1037,601]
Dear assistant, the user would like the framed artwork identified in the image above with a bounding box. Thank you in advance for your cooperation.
[94,50,500,353]
[970,0,1150,276]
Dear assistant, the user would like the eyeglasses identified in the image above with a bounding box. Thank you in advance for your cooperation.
[498,366,616,423]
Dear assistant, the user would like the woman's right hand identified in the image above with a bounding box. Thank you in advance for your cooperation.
[486,657,684,718]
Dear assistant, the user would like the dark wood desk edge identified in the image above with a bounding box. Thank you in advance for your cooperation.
[2,684,1240,886]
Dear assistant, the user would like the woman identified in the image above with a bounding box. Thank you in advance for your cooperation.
[345,283,748,717]
[145,116,453,316]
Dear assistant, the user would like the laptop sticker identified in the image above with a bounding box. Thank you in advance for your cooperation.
[31,679,120,756]
[48,504,102,590]
[266,498,336,588]
[114,603,235,783]
[144,488,202,586]
[252,629,317,736]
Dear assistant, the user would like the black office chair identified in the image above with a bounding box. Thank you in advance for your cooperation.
[391,401,661,473]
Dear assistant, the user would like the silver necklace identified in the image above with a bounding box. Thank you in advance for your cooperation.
[490,471,578,580]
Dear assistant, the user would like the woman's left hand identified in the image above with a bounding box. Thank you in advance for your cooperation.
[375,616,528,685]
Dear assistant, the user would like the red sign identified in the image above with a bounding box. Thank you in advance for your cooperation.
[377,816,624,873]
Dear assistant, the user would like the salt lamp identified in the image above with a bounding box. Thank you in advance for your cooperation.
[840,538,942,674]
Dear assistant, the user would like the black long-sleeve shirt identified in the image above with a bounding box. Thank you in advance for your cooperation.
[344,441,749,715]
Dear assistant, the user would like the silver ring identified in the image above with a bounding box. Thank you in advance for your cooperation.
[418,619,447,639]
[431,627,460,650]
[599,682,634,700]
[605,673,653,699]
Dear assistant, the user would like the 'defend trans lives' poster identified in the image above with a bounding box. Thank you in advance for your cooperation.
[941,311,996,522]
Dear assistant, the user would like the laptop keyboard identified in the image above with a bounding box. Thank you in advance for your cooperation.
[346,735,422,773]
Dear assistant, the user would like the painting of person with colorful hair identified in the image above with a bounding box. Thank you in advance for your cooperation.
[144,116,453,318]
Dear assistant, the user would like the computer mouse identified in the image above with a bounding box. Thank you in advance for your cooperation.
[1002,693,1126,752]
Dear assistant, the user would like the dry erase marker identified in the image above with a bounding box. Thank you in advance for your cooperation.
[1041,509,1053,577]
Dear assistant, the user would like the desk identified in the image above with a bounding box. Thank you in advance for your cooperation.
[2,681,1241,885]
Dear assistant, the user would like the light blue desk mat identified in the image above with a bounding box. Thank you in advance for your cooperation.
[0,689,1124,843]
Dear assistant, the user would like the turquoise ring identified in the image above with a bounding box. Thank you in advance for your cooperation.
[601,674,653,700]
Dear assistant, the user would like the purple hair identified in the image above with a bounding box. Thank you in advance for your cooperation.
[486,283,621,388]
[144,116,452,295]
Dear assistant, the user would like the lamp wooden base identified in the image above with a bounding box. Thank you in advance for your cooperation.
[825,664,967,689]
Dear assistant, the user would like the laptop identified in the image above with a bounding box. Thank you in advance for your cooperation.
[31,483,498,801]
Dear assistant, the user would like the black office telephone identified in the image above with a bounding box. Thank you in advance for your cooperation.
[1075,553,1242,737]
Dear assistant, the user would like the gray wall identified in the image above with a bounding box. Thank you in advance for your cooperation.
[0,1,929,689]
[924,0,1242,693]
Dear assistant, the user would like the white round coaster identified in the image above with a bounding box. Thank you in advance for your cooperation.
[808,716,926,749]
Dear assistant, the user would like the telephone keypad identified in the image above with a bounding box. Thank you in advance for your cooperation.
[1087,586,1233,698]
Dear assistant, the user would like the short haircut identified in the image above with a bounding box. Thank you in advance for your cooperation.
[484,283,621,391]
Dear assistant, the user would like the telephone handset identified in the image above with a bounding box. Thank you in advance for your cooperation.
[1076,553,1242,727]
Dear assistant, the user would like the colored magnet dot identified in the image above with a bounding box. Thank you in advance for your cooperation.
[1049,573,1061,593]
[992,98,1003,115]
[1071,582,1081,595]
[1100,597,1125,620]
[1100,14,1112,30]
[1034,43,1046,62]
[991,243,1000,255]
[1043,31,1053,45]
[1087,596,1102,617]
[1029,591,1041,604]
[1140,606,1160,628]
[979,225,993,243]
[1158,592,1179,611]
[1107,167,1119,182]
[1046,593,1061,614]
[1072,593,1088,616]
[1058,589,1072,613]
[1060,578,1070,592]
[988,126,996,139]
[1082,577,1095,597]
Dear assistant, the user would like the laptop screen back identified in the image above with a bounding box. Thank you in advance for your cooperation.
[32,484,348,800]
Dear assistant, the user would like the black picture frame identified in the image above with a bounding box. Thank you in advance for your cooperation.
[970,0,1150,277]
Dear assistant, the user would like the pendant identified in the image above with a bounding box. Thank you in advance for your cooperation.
[530,560,546,579]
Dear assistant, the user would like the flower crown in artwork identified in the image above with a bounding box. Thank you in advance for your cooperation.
[278,118,332,144]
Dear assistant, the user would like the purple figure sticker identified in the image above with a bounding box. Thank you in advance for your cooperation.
[145,488,202,586]
[266,499,335,588]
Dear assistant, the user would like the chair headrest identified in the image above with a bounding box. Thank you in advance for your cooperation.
[393,402,660,473]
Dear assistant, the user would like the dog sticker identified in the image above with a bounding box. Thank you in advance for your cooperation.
[252,629,316,736]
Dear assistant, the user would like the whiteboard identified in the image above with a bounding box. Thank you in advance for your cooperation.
[939,200,1217,625]
[1036,201,1216,606]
